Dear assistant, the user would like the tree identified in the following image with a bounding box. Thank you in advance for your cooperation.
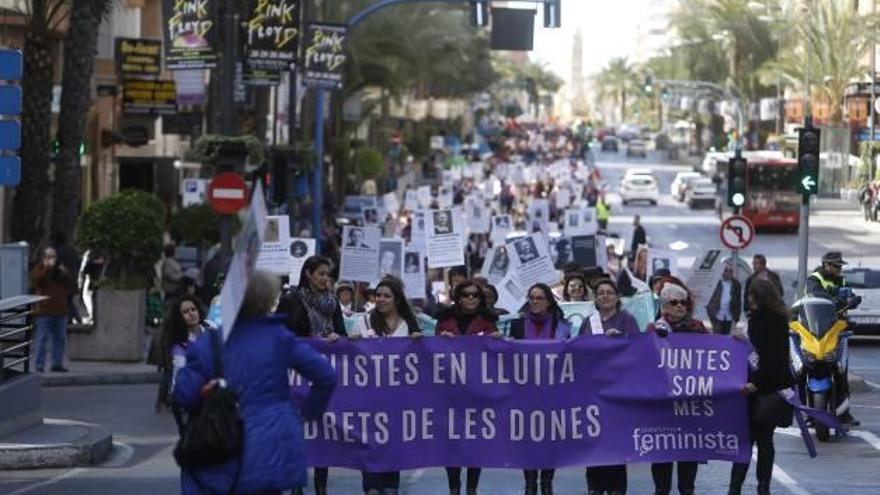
[10,1,69,250]
[595,57,637,124]
[51,0,113,244]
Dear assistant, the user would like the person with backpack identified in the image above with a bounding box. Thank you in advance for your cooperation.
[173,270,337,495]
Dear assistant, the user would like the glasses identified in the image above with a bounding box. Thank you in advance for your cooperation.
[528,296,548,302]
[568,283,585,290]
[665,299,687,307]
[460,291,480,300]
[596,290,617,297]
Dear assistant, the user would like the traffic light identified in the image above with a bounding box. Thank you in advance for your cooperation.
[644,76,653,94]
[797,122,821,198]
[727,153,747,209]
[543,0,561,28]
[269,149,290,206]
[470,0,489,27]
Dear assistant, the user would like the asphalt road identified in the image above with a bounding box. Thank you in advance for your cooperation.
[3,150,880,495]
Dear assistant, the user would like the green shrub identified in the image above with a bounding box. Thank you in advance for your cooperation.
[75,191,165,289]
[353,147,386,179]
[169,203,240,249]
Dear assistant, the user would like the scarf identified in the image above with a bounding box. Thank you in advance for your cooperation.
[297,286,338,337]
[524,311,555,339]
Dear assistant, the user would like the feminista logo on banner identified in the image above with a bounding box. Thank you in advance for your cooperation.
[290,335,751,471]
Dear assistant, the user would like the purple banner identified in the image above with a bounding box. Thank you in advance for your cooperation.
[291,334,751,471]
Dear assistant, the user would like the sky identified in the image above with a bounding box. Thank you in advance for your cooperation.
[528,0,654,86]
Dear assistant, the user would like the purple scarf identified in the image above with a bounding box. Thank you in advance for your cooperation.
[524,312,555,339]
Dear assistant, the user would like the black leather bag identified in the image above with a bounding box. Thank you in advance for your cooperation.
[751,391,793,428]
[173,329,244,470]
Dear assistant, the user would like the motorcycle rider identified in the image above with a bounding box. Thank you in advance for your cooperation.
[803,251,859,426]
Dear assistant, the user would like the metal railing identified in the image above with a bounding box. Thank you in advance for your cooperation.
[0,295,47,382]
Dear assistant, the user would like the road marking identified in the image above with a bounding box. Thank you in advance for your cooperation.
[773,464,813,495]
[864,379,880,389]
[6,468,86,495]
[851,404,880,409]
[850,430,880,451]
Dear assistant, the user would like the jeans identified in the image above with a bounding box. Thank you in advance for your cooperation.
[34,315,68,369]
[651,462,698,495]
[586,464,627,493]
[446,467,481,490]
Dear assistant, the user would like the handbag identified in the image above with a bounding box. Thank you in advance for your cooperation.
[751,391,793,428]
[173,328,244,493]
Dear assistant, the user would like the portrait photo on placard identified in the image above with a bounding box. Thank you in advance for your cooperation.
[264,217,280,243]
[404,252,420,274]
[345,227,370,249]
[512,236,540,264]
[378,239,403,280]
[432,210,454,235]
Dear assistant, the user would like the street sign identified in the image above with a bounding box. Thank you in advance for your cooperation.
[0,156,20,185]
[0,50,22,80]
[0,85,21,114]
[0,120,20,151]
[719,215,755,250]
[208,172,249,215]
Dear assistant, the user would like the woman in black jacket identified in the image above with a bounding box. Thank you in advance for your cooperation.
[275,255,346,495]
[728,278,794,495]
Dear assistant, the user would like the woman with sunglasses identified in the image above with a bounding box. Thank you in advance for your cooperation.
[435,280,499,495]
[562,273,592,302]
[349,276,422,495]
[646,279,708,495]
[509,283,573,495]
[577,279,638,494]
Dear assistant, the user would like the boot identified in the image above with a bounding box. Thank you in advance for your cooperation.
[840,411,860,426]
[728,463,748,495]
[524,470,538,495]
[540,481,553,495]
[757,484,771,495]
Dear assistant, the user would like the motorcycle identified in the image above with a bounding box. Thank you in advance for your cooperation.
[789,291,858,441]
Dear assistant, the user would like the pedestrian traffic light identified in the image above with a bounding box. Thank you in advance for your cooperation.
[543,0,561,28]
[470,0,489,27]
[797,121,821,198]
[727,153,747,209]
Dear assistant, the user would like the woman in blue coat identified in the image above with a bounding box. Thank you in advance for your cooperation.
[174,270,337,495]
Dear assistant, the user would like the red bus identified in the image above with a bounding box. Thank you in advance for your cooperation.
[743,158,800,231]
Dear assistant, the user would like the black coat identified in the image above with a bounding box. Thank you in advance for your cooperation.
[748,311,794,394]
[744,269,784,302]
[275,289,347,338]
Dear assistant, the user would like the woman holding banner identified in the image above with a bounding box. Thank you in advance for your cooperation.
[349,276,423,495]
[647,280,708,495]
[578,278,638,495]
[436,280,499,495]
[509,283,573,495]
[275,255,347,495]
[727,278,793,495]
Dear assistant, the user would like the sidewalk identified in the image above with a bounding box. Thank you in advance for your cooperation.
[40,360,160,387]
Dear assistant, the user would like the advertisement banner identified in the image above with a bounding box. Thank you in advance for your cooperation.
[292,335,751,471]
[303,22,347,90]
[115,38,162,79]
[162,0,219,70]
[246,0,301,71]
[122,79,177,115]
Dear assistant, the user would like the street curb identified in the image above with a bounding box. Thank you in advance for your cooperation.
[41,371,161,387]
[850,373,873,394]
[0,419,113,470]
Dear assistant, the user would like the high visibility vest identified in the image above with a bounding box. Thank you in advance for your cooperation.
[596,201,610,221]
[806,271,845,296]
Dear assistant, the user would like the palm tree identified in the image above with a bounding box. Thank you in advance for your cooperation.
[10,1,68,249]
[595,57,636,124]
[51,0,114,243]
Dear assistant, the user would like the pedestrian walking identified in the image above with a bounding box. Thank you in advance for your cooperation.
[596,194,610,232]
[275,255,346,495]
[647,280,708,495]
[157,295,207,427]
[350,277,423,495]
[728,278,794,495]
[706,263,742,335]
[509,283,573,495]
[31,247,72,373]
[160,243,182,302]
[578,278,638,495]
[172,270,337,495]
[629,215,646,261]
[744,254,784,302]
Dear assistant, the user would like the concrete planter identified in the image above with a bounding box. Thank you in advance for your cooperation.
[68,288,145,362]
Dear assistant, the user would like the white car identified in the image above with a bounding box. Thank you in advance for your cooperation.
[684,177,718,208]
[623,167,653,179]
[670,172,702,201]
[620,175,659,206]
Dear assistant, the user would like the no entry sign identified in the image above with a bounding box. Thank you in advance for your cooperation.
[208,173,249,215]
[719,215,755,250]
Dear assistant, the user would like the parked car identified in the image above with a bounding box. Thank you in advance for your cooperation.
[844,268,880,337]
[670,171,702,201]
[685,177,718,208]
[699,151,730,176]
[626,139,647,158]
[601,136,620,152]
[620,174,659,206]
[623,167,654,180]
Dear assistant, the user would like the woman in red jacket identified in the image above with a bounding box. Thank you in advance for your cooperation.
[435,279,498,495]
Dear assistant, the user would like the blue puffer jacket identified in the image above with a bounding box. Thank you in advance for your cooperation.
[173,315,336,495]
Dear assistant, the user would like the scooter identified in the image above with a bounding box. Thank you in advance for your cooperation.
[789,292,858,442]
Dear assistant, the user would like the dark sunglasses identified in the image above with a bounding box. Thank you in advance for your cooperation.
[460,291,481,299]
[666,299,688,307]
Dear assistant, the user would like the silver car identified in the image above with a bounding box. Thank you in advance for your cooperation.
[844,268,880,337]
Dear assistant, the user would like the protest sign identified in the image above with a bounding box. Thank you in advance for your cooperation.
[218,183,267,339]
[551,235,574,269]
[404,190,418,212]
[255,215,291,274]
[496,274,526,314]
[571,235,599,267]
[648,248,679,279]
[565,207,597,235]
[417,186,432,208]
[377,239,404,282]
[288,238,316,281]
[292,336,751,471]
[383,192,400,217]
[490,215,512,246]
[438,187,454,209]
[362,206,380,225]
[686,249,726,318]
[508,233,558,288]
[466,196,490,234]
[161,0,218,70]
[482,245,511,285]
[402,249,426,300]
[425,209,465,268]
[340,225,381,283]
[410,210,427,250]
[527,199,550,235]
